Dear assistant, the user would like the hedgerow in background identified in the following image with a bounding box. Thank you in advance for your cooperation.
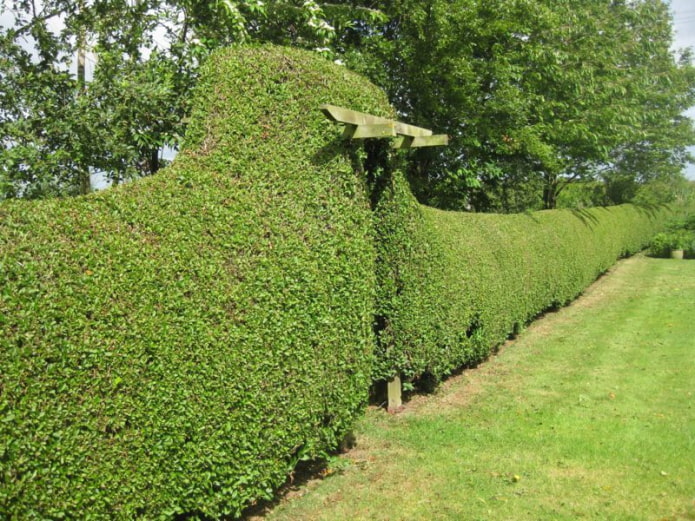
[371,167,451,383]
[0,45,392,519]
[374,194,671,386]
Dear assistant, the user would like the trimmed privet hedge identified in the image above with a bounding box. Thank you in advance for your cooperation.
[374,185,670,384]
[0,46,393,518]
[0,43,672,518]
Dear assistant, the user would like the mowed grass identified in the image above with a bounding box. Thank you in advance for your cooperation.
[261,256,695,521]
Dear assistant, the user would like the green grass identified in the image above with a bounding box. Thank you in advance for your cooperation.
[260,256,695,521]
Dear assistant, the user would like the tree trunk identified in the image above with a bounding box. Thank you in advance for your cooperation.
[543,180,558,210]
[149,148,160,175]
[76,9,90,195]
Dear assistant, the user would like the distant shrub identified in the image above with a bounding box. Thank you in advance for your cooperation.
[649,214,695,258]
[556,181,608,209]
[686,214,695,231]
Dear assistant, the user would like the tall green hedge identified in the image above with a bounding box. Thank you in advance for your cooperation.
[0,44,671,518]
[373,173,669,384]
[0,46,392,519]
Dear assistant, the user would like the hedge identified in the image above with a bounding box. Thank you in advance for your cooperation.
[0,44,671,518]
[0,45,392,519]
[373,174,670,384]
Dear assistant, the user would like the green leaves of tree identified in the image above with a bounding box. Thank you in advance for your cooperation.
[1,0,378,198]
[342,0,695,211]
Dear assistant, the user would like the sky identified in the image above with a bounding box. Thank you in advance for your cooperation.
[670,0,695,180]
[671,0,695,50]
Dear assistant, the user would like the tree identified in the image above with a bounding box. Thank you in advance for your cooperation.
[339,0,695,210]
[2,0,693,207]
[0,0,182,197]
[600,3,695,205]
[0,0,381,198]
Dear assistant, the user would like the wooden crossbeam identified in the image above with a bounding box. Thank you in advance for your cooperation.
[344,123,397,139]
[321,104,447,148]
[392,134,449,149]
[321,104,431,137]
[321,103,447,147]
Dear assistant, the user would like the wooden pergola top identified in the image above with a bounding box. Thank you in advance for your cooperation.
[320,104,448,148]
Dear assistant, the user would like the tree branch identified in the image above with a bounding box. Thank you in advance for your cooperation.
[12,8,67,37]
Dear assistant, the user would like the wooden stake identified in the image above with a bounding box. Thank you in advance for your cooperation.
[387,375,402,412]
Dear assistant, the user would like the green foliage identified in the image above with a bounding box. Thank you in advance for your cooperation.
[4,0,693,209]
[556,181,607,209]
[649,214,695,257]
[1,0,378,198]
[0,0,190,197]
[0,45,389,518]
[632,175,695,207]
[375,182,671,385]
[0,43,677,518]
[372,168,451,381]
[344,0,695,211]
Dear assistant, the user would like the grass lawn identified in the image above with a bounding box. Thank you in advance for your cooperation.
[255,255,695,521]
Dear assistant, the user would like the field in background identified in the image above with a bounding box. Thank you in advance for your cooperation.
[261,255,695,521]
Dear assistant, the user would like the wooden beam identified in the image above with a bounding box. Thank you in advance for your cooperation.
[393,134,449,149]
[413,135,449,148]
[343,124,397,139]
[321,104,433,138]
[321,104,384,126]
[352,123,396,139]
[391,136,414,149]
[391,134,449,149]
[342,124,357,139]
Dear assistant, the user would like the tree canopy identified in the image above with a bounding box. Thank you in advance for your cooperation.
[1,0,693,209]
[340,0,695,210]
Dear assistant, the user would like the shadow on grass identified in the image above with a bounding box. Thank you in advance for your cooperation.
[236,459,334,521]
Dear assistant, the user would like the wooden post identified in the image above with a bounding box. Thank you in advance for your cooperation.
[387,375,402,412]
